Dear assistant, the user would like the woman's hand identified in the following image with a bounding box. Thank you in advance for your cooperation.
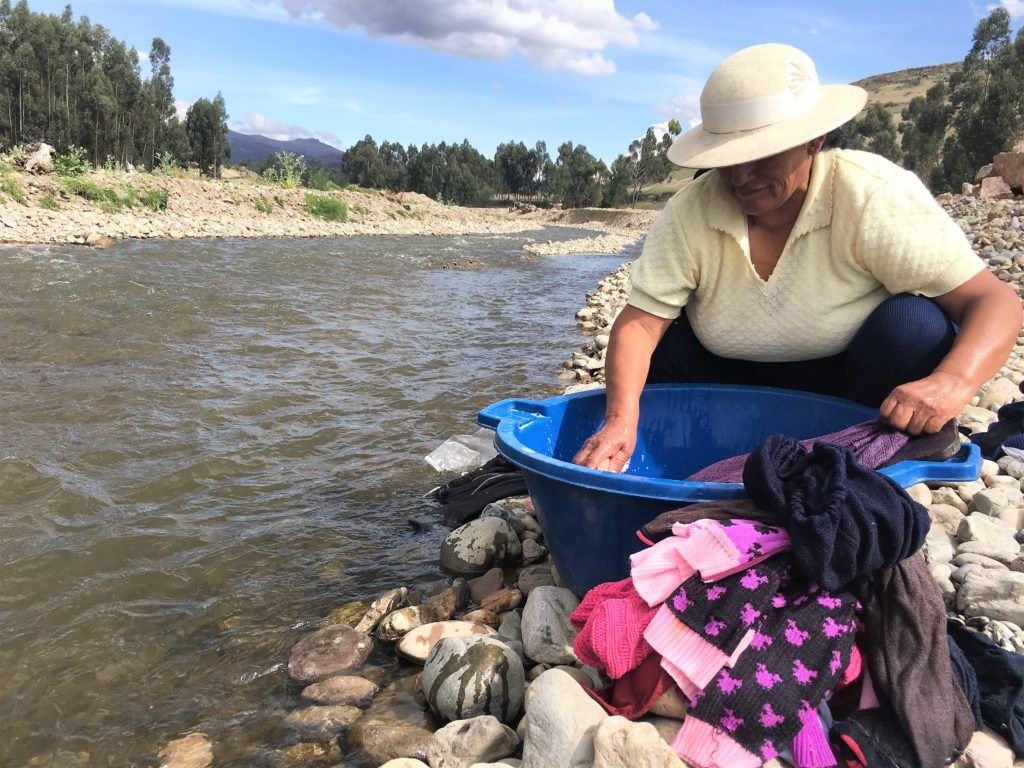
[573,416,638,472]
[879,371,975,435]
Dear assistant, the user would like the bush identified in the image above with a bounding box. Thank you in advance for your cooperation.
[304,194,347,222]
[54,146,90,177]
[61,177,136,212]
[1,175,26,204]
[140,187,169,211]
[350,203,368,215]
[255,196,273,214]
[155,151,177,176]
[263,152,307,189]
[38,194,60,210]
[306,167,340,191]
[274,194,285,208]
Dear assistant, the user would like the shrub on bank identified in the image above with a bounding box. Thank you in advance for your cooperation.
[255,197,273,214]
[54,146,90,177]
[2,175,26,204]
[304,194,347,222]
[140,187,169,211]
[61,177,137,213]
[38,194,60,210]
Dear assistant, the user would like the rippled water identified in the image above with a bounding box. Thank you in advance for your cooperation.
[0,229,635,767]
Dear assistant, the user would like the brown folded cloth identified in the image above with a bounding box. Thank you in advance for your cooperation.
[639,499,774,542]
[854,552,975,768]
[880,419,961,467]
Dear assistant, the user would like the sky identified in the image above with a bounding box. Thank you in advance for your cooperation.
[26,0,1024,162]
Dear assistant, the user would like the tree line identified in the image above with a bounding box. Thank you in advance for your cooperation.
[0,1,229,174]
[837,7,1024,193]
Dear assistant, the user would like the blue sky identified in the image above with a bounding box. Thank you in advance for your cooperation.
[28,0,1024,161]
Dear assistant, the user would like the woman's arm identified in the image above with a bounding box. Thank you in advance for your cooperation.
[880,269,1023,434]
[573,305,674,470]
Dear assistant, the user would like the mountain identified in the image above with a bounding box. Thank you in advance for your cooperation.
[227,130,345,168]
[853,62,960,116]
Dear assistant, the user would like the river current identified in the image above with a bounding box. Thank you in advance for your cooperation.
[0,229,635,766]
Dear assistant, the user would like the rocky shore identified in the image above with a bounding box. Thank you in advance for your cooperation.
[155,191,1024,768]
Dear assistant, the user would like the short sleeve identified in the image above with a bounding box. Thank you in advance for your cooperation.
[627,194,700,319]
[855,169,983,297]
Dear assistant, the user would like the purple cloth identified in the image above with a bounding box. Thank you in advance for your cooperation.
[688,419,908,483]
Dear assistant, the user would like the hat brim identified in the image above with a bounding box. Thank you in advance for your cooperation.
[667,84,868,169]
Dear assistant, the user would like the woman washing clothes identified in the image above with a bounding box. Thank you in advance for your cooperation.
[574,43,1022,473]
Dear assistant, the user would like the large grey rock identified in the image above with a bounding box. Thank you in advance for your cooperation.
[968,485,1024,517]
[157,733,213,768]
[422,636,525,724]
[520,669,606,768]
[932,487,969,514]
[930,503,967,535]
[426,716,519,768]
[350,675,438,765]
[442,518,522,576]
[397,621,498,664]
[279,704,361,742]
[593,717,686,768]
[998,455,1024,479]
[497,611,522,643]
[481,502,527,536]
[354,587,409,633]
[468,568,505,604]
[958,569,1024,625]
[287,625,373,683]
[521,540,548,565]
[300,675,378,706]
[956,478,989,503]
[22,142,54,174]
[521,587,579,665]
[925,527,956,565]
[517,565,554,595]
[958,514,1020,563]
[994,150,1024,188]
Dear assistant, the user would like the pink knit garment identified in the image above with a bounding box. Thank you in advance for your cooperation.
[570,578,657,680]
[687,419,909,483]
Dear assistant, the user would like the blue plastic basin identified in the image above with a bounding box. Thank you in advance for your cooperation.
[478,384,981,595]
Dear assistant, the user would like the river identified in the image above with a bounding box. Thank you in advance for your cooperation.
[0,229,635,767]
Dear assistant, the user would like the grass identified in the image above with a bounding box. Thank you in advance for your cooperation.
[61,177,137,213]
[1,175,26,204]
[140,187,169,212]
[255,197,273,214]
[394,207,413,219]
[38,194,60,210]
[274,194,285,208]
[304,194,347,222]
[350,204,368,215]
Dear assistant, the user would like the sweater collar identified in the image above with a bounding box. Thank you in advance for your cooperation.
[705,149,835,247]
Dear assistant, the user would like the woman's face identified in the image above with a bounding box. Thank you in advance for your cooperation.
[720,141,817,217]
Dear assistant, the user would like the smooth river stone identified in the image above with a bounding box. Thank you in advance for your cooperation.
[349,675,438,765]
[396,621,498,663]
[300,675,379,706]
[287,625,374,683]
[441,518,522,576]
[279,704,361,742]
[468,568,505,604]
[520,669,606,768]
[593,717,687,768]
[157,733,213,768]
[354,587,409,634]
[422,636,525,724]
[958,569,1024,625]
[480,588,522,613]
[426,716,520,768]
[521,587,580,665]
[462,609,501,628]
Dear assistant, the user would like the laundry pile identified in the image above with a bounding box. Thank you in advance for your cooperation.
[570,430,1024,768]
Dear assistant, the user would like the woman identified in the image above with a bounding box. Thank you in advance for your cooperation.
[575,43,1022,472]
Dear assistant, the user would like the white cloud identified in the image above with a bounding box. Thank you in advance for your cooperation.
[174,99,191,120]
[263,0,657,76]
[654,93,701,127]
[231,111,345,148]
[992,0,1024,16]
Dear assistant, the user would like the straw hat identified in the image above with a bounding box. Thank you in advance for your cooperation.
[668,43,867,169]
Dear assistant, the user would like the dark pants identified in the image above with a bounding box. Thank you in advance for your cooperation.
[647,294,957,408]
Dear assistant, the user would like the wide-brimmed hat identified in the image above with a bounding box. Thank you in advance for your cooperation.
[668,43,867,169]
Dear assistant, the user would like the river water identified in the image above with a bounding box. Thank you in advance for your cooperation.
[0,229,634,767]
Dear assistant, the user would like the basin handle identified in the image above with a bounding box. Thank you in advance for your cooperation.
[879,442,982,486]
[477,399,549,430]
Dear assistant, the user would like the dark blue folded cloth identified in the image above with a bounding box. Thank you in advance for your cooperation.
[970,382,1024,459]
[742,435,930,590]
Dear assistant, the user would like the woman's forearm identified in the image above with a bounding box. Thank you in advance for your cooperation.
[604,305,673,423]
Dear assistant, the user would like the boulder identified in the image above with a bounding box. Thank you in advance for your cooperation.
[379,606,428,642]
[498,611,522,643]
[969,485,1024,516]
[426,716,519,768]
[976,163,996,182]
[907,483,932,506]
[22,142,54,174]
[157,733,213,768]
[521,540,548,565]
[593,717,686,768]
[521,587,579,665]
[422,636,525,724]
[520,669,606,768]
[441,518,522,576]
[980,176,1014,200]
[925,527,956,565]
[480,589,522,614]
[953,552,1008,570]
[958,514,1020,563]
[461,609,501,628]
[517,565,554,595]
[932,487,969,514]
[481,503,527,536]
[998,456,1024,479]
[956,479,989,504]
[300,675,379,706]
[994,151,1024,189]
[354,587,409,633]
[468,568,505,604]
[279,704,361,742]
[397,621,499,664]
[350,675,438,765]
[930,504,967,536]
[287,625,373,683]
[958,568,1024,625]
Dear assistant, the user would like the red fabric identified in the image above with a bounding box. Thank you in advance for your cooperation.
[583,653,675,720]
[571,578,658,680]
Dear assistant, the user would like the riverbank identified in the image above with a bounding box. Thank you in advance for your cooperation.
[0,166,659,247]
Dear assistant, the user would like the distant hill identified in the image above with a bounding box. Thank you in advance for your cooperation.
[853,62,960,116]
[227,130,345,168]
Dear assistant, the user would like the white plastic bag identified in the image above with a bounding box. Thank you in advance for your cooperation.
[425,427,498,473]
